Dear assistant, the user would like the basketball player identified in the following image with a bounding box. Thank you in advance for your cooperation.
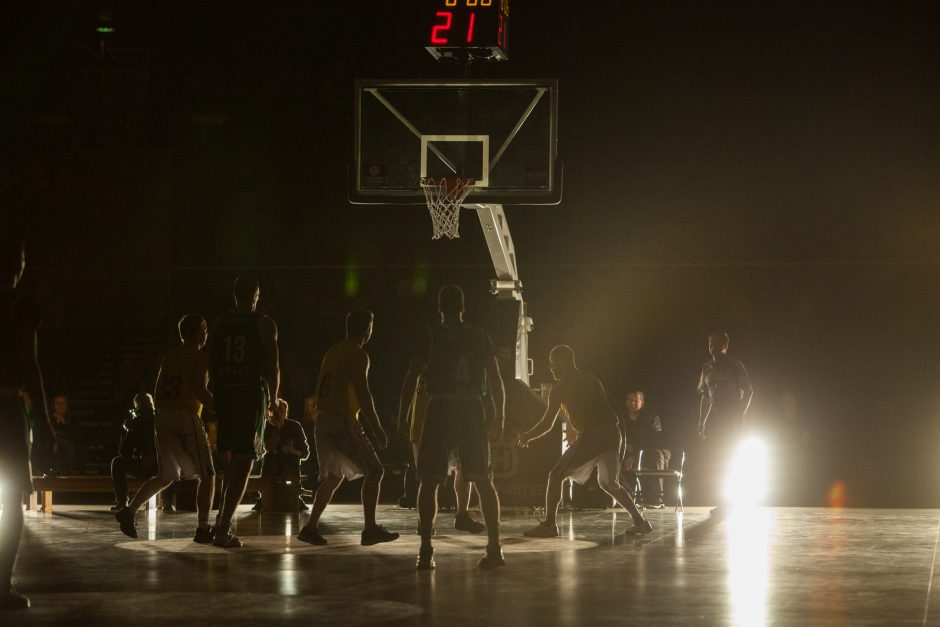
[518,345,652,538]
[404,284,506,570]
[115,315,216,541]
[296,308,399,546]
[399,371,486,533]
[208,276,280,548]
[0,228,53,610]
[697,332,752,507]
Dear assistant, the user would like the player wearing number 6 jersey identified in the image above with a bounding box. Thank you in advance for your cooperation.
[115,314,216,541]
[296,308,399,547]
[208,276,280,548]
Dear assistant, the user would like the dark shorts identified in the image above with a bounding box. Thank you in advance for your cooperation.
[215,384,268,460]
[0,395,32,493]
[417,397,491,484]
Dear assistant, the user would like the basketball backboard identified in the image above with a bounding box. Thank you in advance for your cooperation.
[350,79,561,205]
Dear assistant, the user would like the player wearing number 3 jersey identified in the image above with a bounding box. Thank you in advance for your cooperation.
[296,308,399,547]
[115,314,216,542]
[207,276,280,548]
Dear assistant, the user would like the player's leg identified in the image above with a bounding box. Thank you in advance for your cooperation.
[213,455,253,547]
[193,475,215,542]
[453,466,485,533]
[454,466,470,513]
[415,401,451,569]
[415,477,441,570]
[110,455,131,509]
[524,452,573,537]
[361,466,383,529]
[542,469,565,526]
[596,444,651,535]
[305,473,343,529]
[356,422,398,545]
[0,487,27,609]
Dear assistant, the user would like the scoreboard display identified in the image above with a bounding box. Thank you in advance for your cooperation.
[426,0,509,62]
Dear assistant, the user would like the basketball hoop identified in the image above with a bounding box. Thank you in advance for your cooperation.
[420,176,475,239]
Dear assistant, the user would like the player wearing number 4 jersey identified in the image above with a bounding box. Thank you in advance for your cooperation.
[402,284,506,570]
[296,308,399,547]
[208,276,280,548]
[115,314,216,541]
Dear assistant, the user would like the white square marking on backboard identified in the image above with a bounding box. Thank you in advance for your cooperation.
[420,135,489,188]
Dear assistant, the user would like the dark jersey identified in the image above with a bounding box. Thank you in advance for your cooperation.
[421,323,493,398]
[209,311,264,388]
[0,287,41,387]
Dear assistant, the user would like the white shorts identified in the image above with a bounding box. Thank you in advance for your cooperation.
[552,422,622,487]
[155,408,215,482]
[314,413,383,482]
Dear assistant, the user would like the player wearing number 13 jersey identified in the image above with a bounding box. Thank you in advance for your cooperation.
[207,276,280,548]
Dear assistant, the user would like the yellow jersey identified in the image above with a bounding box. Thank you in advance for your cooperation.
[314,339,368,419]
[155,345,207,417]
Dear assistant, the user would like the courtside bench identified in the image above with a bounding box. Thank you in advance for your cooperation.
[28,475,287,514]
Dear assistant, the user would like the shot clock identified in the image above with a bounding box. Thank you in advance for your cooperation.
[426,0,509,62]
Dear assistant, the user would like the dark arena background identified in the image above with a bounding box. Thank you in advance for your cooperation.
[0,1,938,625]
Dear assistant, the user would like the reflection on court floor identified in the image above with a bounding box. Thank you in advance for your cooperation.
[116,533,599,555]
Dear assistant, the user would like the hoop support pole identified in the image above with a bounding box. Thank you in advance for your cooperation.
[471,203,533,384]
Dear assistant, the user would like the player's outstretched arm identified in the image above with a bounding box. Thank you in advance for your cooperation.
[518,388,562,447]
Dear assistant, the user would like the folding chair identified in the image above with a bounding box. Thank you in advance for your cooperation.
[635,449,685,512]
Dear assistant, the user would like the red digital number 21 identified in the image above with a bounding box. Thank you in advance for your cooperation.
[431,11,453,45]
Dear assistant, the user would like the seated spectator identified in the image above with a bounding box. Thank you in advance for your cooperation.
[110,394,177,511]
[255,399,310,511]
[620,390,671,509]
[50,394,79,474]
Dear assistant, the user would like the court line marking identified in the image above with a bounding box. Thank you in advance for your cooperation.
[924,514,940,626]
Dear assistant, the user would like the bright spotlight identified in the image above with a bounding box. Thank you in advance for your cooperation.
[723,437,769,507]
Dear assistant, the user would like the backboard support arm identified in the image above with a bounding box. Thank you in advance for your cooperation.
[471,203,533,385]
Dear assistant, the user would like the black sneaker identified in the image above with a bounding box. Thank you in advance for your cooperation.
[0,587,30,610]
[296,526,327,546]
[626,519,654,536]
[115,507,138,539]
[416,545,435,570]
[361,525,400,546]
[193,526,215,544]
[110,500,127,513]
[646,502,666,510]
[523,521,559,538]
[251,499,263,512]
[454,512,486,534]
[297,497,309,511]
[212,527,243,548]
[478,545,506,569]
[162,504,177,513]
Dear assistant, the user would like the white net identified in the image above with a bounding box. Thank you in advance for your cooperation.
[420,177,475,239]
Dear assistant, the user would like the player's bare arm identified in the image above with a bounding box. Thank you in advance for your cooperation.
[397,355,423,435]
[191,352,215,412]
[260,315,280,406]
[698,395,709,440]
[483,353,505,441]
[16,323,53,441]
[354,352,388,449]
[517,388,563,447]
